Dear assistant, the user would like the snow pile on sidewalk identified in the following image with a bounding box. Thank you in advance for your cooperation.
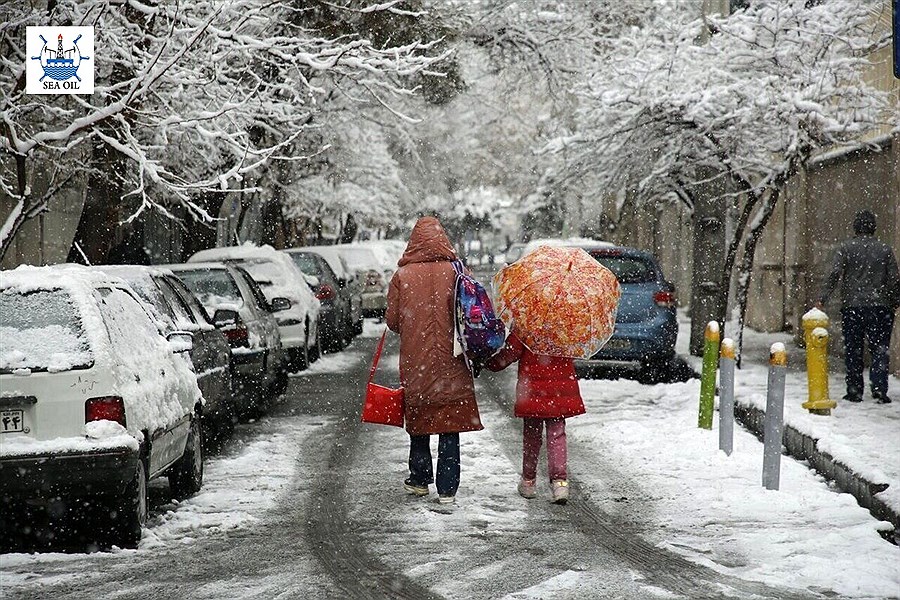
[574,377,900,597]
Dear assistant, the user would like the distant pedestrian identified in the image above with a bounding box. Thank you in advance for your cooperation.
[485,329,585,504]
[817,210,900,404]
[386,216,483,505]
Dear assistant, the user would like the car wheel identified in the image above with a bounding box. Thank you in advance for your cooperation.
[169,413,204,500]
[109,455,148,549]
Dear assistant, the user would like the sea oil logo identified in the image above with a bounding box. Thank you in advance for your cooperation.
[26,26,94,94]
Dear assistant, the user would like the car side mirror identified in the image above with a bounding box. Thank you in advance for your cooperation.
[167,331,194,353]
[303,274,320,288]
[212,308,238,327]
[270,297,291,312]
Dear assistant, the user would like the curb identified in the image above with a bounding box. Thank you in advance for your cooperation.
[733,400,898,543]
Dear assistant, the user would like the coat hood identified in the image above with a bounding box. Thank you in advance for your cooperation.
[398,217,457,266]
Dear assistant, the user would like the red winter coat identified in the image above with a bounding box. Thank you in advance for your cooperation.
[386,217,483,436]
[486,331,585,419]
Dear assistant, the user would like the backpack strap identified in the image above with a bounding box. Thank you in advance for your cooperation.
[368,329,388,384]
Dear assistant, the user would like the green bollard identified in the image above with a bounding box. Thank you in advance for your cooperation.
[698,321,720,430]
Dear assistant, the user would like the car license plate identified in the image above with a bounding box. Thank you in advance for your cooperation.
[604,339,631,350]
[0,410,24,433]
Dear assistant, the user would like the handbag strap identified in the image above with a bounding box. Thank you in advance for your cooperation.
[368,329,388,384]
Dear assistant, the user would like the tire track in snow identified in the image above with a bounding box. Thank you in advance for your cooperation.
[477,369,819,599]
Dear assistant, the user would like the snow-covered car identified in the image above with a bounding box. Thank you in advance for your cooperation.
[331,244,389,318]
[166,262,286,417]
[284,249,354,352]
[0,265,204,548]
[188,245,321,371]
[298,245,364,335]
[94,266,233,440]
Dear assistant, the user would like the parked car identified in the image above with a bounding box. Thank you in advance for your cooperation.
[331,244,388,318]
[299,245,364,335]
[93,266,234,442]
[166,262,286,417]
[284,249,353,352]
[0,265,204,548]
[356,239,405,279]
[188,246,321,371]
[548,244,680,383]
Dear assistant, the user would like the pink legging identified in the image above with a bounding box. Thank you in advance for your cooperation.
[522,417,567,482]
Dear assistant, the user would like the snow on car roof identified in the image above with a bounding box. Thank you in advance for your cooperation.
[187,243,320,318]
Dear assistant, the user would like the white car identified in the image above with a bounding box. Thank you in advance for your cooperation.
[331,244,389,318]
[188,244,321,371]
[0,265,203,548]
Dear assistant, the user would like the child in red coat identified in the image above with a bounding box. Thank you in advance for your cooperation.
[486,330,585,504]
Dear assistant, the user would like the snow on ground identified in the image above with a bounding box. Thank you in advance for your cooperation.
[361,318,388,338]
[563,312,900,599]
[0,415,326,589]
[291,349,364,376]
[683,313,900,515]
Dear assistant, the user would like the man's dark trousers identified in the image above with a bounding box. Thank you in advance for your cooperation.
[841,306,894,398]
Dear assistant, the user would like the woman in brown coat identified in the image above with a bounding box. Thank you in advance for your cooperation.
[386,216,483,504]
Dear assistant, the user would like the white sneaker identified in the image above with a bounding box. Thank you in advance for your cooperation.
[437,495,456,504]
[551,480,569,505]
[518,478,537,499]
[404,479,429,497]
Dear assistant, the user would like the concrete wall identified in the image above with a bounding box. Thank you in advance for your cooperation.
[0,151,88,269]
[744,135,900,376]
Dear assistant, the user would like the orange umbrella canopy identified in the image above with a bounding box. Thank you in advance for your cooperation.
[493,245,621,359]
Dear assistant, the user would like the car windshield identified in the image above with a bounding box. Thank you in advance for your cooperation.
[590,253,655,284]
[289,253,320,277]
[0,289,93,373]
[175,269,243,307]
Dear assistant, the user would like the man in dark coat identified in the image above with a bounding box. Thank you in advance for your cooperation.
[818,210,900,404]
[386,216,482,504]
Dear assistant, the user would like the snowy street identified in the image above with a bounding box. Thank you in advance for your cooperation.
[3,320,897,600]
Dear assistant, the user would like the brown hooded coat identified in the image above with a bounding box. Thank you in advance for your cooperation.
[386,217,483,436]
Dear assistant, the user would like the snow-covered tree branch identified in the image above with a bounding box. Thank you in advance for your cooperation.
[0,0,450,260]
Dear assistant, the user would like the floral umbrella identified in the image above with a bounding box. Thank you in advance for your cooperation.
[493,245,621,359]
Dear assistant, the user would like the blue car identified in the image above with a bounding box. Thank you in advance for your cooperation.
[573,244,679,382]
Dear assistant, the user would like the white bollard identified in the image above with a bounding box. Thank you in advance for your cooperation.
[762,343,787,491]
[719,338,735,456]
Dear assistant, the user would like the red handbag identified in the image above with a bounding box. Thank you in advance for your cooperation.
[361,330,404,427]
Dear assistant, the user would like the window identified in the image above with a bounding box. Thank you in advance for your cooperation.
[290,253,322,278]
[157,278,196,329]
[0,289,93,373]
[166,276,213,325]
[589,254,655,284]
[234,267,271,312]
[176,268,242,305]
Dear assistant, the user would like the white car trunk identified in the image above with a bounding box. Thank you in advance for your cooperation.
[0,367,117,443]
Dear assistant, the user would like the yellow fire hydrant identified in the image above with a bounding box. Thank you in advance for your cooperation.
[801,308,837,415]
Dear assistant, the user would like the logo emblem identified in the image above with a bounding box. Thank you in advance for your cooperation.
[26,26,94,94]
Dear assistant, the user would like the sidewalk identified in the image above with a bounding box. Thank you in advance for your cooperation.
[680,312,900,539]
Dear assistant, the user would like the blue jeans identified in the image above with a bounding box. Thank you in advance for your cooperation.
[408,433,460,497]
[841,306,894,397]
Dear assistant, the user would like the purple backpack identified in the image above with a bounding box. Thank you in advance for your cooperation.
[452,261,506,373]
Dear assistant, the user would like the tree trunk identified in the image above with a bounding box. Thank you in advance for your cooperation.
[688,170,728,355]
[735,187,782,367]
